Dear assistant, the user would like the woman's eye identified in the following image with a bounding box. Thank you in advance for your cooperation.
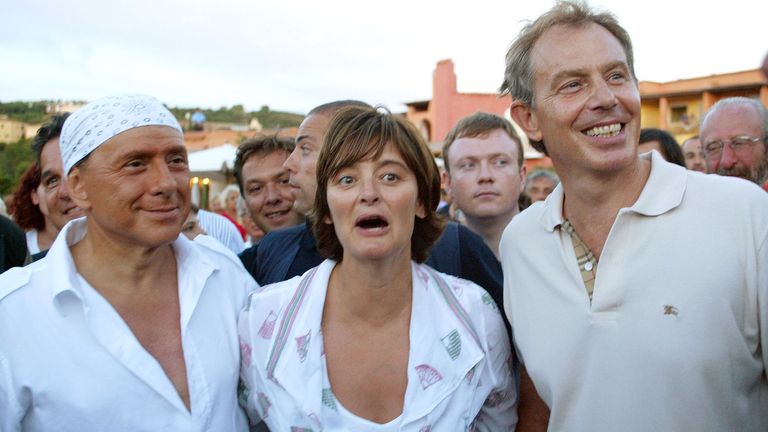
[382,173,399,182]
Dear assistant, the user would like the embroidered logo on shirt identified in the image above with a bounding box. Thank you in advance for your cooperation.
[419,426,432,432]
[295,330,311,363]
[442,329,462,360]
[481,292,499,313]
[663,305,679,317]
[416,364,443,389]
[322,388,337,411]
[258,311,278,339]
[291,427,313,432]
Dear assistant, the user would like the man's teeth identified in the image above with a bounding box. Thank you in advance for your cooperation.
[585,123,621,137]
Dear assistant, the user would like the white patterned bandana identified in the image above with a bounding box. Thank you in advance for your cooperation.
[60,94,182,173]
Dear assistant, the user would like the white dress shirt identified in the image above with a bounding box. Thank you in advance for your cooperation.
[239,259,517,431]
[197,209,245,254]
[0,218,258,431]
[24,230,39,254]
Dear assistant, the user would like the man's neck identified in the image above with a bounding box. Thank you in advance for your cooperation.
[463,208,518,260]
[559,157,651,259]
[70,223,179,297]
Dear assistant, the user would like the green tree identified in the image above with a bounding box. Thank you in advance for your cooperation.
[0,137,35,196]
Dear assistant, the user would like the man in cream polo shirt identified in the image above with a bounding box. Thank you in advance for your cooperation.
[500,2,767,430]
[0,94,257,431]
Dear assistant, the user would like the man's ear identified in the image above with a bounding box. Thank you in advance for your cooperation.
[441,170,453,200]
[519,164,528,191]
[67,167,91,211]
[510,101,543,143]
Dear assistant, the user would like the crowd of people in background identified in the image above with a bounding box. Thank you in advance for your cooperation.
[0,0,766,430]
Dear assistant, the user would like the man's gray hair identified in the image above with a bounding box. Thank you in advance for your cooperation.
[499,0,635,108]
[700,97,768,141]
[527,169,560,186]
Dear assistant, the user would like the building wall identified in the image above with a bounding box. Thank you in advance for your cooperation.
[639,69,767,143]
[423,59,513,144]
[407,59,549,168]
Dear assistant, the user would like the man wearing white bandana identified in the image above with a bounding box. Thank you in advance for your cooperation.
[0,94,257,431]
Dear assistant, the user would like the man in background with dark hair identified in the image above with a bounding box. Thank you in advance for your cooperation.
[638,127,685,167]
[9,113,83,260]
[681,135,706,172]
[233,134,303,236]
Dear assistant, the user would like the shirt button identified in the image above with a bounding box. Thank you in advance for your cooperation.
[584,262,593,271]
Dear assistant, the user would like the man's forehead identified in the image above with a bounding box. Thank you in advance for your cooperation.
[531,23,628,75]
[682,139,700,150]
[451,132,519,157]
[40,138,63,166]
[243,151,290,178]
[703,105,762,138]
[297,114,331,141]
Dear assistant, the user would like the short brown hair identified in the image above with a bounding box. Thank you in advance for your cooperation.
[442,112,524,172]
[234,134,295,196]
[499,0,635,154]
[312,106,445,263]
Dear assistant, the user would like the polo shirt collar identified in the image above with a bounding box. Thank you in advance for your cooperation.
[629,151,687,216]
[539,151,687,232]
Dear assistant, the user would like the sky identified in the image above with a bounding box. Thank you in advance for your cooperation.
[1,0,766,115]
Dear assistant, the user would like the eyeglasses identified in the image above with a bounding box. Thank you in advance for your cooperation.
[702,135,764,160]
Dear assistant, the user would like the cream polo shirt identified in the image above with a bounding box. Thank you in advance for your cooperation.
[0,218,258,431]
[501,151,768,431]
[239,259,517,431]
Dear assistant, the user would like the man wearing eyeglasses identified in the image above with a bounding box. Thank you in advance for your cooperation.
[700,97,768,191]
